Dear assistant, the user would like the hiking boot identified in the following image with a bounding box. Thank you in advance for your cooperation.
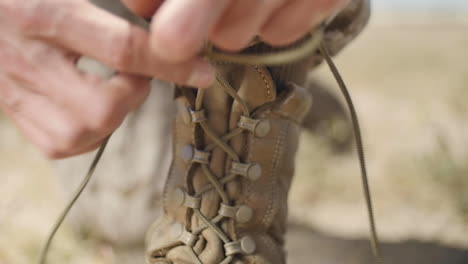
[145,62,312,264]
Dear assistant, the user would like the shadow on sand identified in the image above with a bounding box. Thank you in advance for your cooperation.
[286,224,468,264]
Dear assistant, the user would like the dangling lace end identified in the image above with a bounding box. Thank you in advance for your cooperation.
[38,135,112,264]
[319,42,384,264]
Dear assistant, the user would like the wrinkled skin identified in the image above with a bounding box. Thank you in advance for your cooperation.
[0,0,348,159]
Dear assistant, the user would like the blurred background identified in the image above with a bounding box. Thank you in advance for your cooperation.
[2,0,468,263]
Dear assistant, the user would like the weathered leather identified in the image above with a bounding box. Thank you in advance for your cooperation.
[145,64,311,264]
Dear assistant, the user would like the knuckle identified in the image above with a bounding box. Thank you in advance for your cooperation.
[110,47,132,71]
[42,140,71,159]
[0,87,23,113]
[0,39,39,78]
[14,1,49,34]
[0,76,30,113]
[45,122,89,157]
[15,0,77,37]
[122,77,151,98]
[5,96,23,113]
[43,147,64,159]
[21,41,58,70]
[14,6,43,34]
[108,26,136,70]
[98,77,150,113]
[151,23,198,62]
[119,86,145,105]
[112,79,136,99]
[87,99,121,133]
[61,123,88,148]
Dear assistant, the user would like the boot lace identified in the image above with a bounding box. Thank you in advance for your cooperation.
[168,72,275,263]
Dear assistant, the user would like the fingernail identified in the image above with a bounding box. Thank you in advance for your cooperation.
[187,62,216,88]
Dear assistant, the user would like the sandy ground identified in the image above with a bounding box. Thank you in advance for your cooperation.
[2,23,468,263]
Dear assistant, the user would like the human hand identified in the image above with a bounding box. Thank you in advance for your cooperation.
[0,0,215,158]
[122,0,350,62]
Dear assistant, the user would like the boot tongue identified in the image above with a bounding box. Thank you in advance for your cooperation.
[235,66,277,110]
[225,65,277,202]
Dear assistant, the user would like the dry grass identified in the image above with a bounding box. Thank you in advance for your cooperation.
[2,23,468,263]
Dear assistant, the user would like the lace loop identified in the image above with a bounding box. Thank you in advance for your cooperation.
[171,188,202,209]
[190,109,207,123]
[193,150,211,164]
[230,162,262,181]
[224,236,256,256]
[218,204,237,218]
[182,145,211,164]
[179,230,199,247]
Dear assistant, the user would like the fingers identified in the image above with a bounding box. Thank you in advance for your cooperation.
[9,109,106,159]
[147,0,349,62]
[0,74,97,158]
[210,0,285,51]
[0,16,155,159]
[150,0,231,62]
[96,74,151,124]
[261,0,350,45]
[0,67,151,159]
[121,0,163,18]
[10,0,215,87]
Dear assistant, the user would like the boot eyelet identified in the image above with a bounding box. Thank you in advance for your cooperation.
[230,162,262,181]
[246,163,262,181]
[224,236,256,256]
[236,205,254,224]
[170,188,201,209]
[192,149,211,164]
[240,236,256,254]
[181,145,211,164]
[190,109,207,123]
[182,144,194,161]
[238,116,271,138]
[179,229,198,247]
[254,119,271,138]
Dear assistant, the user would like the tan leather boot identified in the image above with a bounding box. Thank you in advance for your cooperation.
[145,62,312,264]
